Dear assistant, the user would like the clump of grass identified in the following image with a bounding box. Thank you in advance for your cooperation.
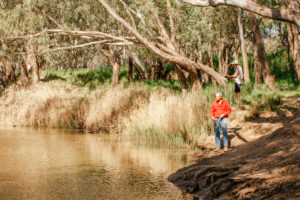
[73,67,113,86]
[243,84,284,119]
[143,80,181,91]
[123,89,217,147]
[42,72,66,82]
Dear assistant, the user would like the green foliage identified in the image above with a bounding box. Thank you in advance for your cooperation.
[143,80,181,91]
[42,72,66,82]
[73,67,113,86]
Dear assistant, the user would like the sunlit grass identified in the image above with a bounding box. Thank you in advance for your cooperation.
[1,68,299,148]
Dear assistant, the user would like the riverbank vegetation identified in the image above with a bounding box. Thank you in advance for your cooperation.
[0,67,298,147]
[0,0,299,148]
[1,1,299,199]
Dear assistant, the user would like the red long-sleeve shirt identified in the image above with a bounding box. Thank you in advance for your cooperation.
[210,99,231,118]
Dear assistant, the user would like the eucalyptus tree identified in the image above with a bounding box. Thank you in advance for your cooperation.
[183,0,300,88]
[238,8,250,83]
[97,0,228,89]
[0,0,134,86]
[0,0,51,85]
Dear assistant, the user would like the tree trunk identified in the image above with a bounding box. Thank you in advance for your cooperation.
[20,60,31,86]
[128,57,134,82]
[99,47,120,86]
[0,58,16,86]
[156,60,164,80]
[224,47,230,76]
[233,42,239,61]
[127,48,148,79]
[112,62,120,86]
[287,23,300,82]
[247,12,275,90]
[5,61,15,84]
[174,64,188,91]
[253,49,263,83]
[238,8,250,83]
[188,69,202,91]
[218,42,224,75]
[208,50,216,84]
[26,45,40,84]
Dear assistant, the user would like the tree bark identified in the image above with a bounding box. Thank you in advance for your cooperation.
[26,51,40,84]
[188,69,202,91]
[99,47,120,86]
[247,12,275,90]
[223,47,230,76]
[287,24,300,82]
[208,49,216,84]
[218,42,224,75]
[253,48,263,83]
[128,57,134,82]
[183,0,300,27]
[174,64,188,91]
[127,48,148,79]
[19,60,31,86]
[238,8,250,83]
[0,58,16,86]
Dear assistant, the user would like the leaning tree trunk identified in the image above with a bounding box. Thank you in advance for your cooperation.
[98,0,228,87]
[238,8,250,83]
[287,23,300,82]
[247,12,275,90]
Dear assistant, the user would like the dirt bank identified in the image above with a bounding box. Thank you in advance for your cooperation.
[168,97,300,200]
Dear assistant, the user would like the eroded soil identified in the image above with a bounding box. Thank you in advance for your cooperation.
[169,97,300,200]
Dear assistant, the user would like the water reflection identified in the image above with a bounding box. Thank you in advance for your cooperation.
[0,128,192,200]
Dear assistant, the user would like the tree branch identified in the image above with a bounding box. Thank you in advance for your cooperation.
[166,0,176,43]
[97,0,227,86]
[119,0,137,30]
[183,0,300,27]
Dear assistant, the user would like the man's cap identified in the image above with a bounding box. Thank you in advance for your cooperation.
[216,92,222,97]
[231,60,238,65]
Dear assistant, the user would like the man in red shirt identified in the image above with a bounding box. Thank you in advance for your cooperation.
[210,92,231,151]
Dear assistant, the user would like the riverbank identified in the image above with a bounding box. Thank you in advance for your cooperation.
[0,69,299,148]
[168,97,300,199]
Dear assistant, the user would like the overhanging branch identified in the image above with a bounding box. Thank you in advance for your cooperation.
[183,0,300,27]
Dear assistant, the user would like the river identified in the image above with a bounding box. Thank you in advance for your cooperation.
[0,128,193,200]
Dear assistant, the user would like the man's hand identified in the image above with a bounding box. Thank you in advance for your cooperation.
[211,116,215,121]
[219,114,225,118]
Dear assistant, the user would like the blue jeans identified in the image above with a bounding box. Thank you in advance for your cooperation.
[214,118,228,148]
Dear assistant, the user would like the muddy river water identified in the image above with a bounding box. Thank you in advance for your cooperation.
[0,128,193,200]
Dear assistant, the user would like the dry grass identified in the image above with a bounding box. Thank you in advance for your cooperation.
[123,90,215,146]
[0,81,235,147]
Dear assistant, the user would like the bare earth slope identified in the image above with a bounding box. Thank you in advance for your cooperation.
[168,97,300,200]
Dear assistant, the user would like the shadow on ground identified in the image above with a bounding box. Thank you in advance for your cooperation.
[169,101,300,200]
